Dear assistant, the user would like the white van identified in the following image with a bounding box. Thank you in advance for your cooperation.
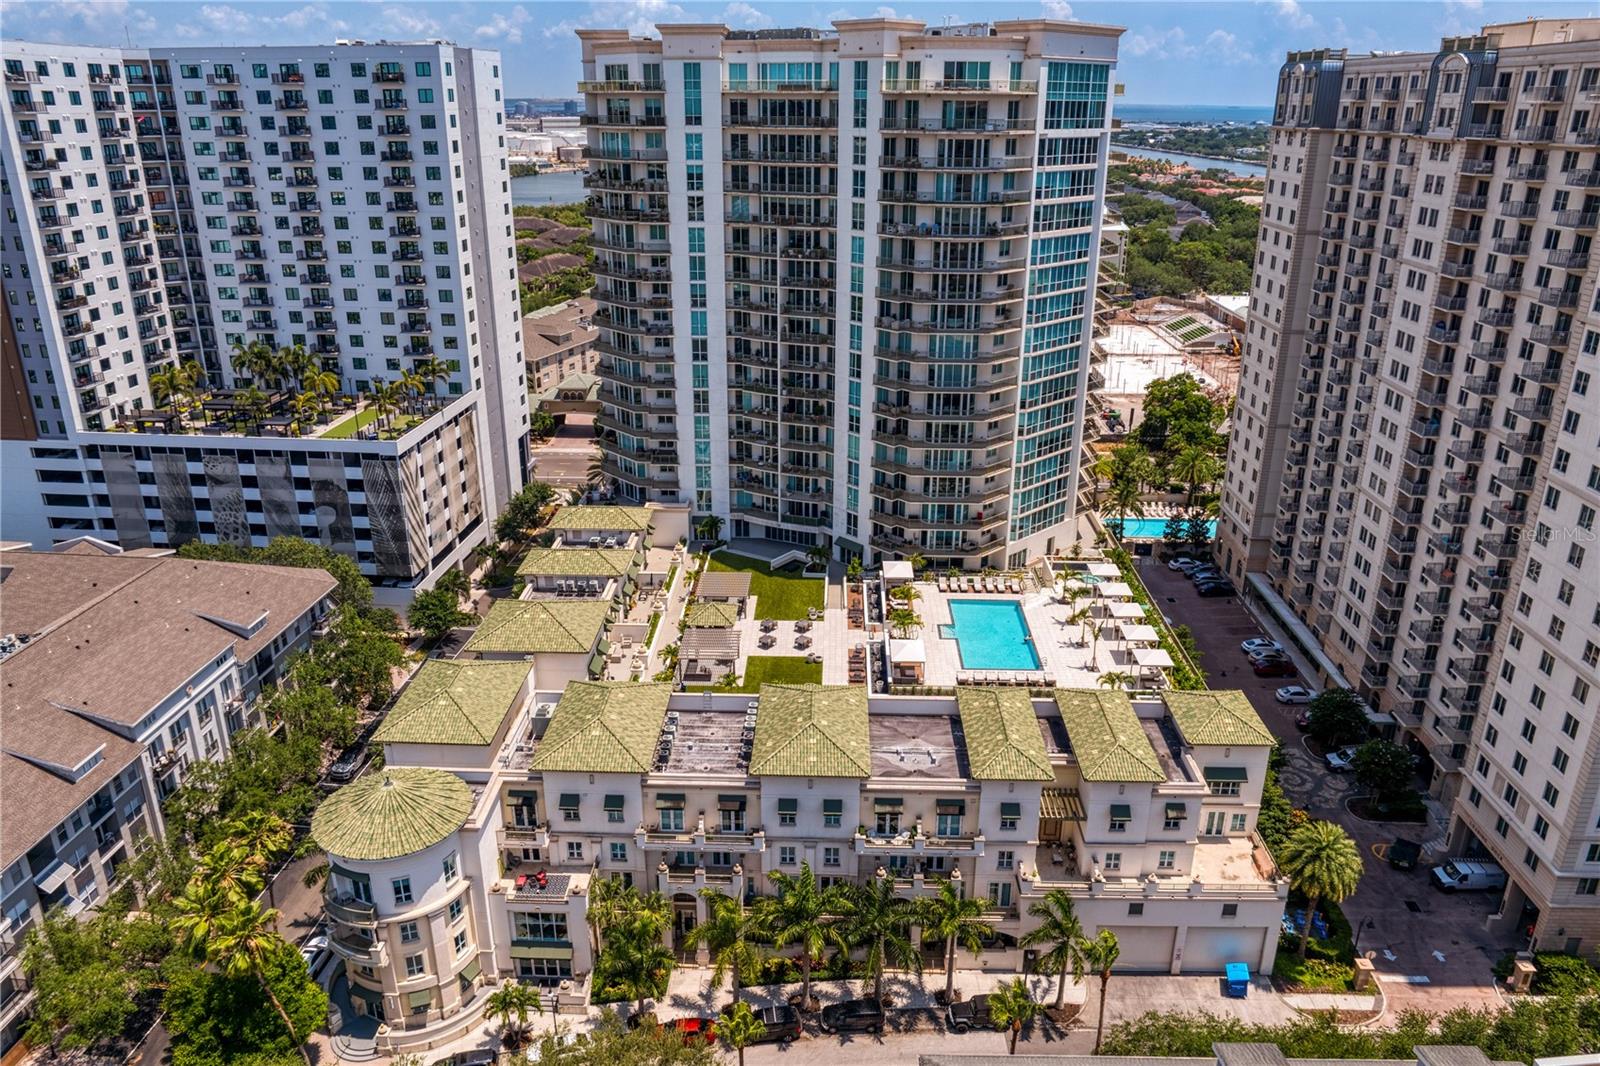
[1430,858,1507,892]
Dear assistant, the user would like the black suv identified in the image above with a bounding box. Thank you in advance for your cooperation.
[720,1003,802,1045]
[818,997,885,1034]
[944,993,993,1033]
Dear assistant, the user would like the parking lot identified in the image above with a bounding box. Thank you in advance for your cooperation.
[1135,555,1519,1011]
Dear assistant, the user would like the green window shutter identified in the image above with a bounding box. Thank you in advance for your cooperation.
[458,959,482,982]
[821,798,844,814]
[559,793,580,809]
[1109,803,1132,820]
[874,797,903,811]
[936,799,966,814]
[1203,766,1248,781]
[776,798,798,813]
[407,989,433,1008]
[999,802,1021,818]
[1164,803,1188,820]
[717,794,747,810]
[655,792,685,808]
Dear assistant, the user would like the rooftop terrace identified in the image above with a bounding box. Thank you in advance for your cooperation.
[868,714,969,780]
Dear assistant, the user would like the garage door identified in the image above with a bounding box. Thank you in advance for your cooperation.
[1104,926,1176,973]
[1182,927,1266,974]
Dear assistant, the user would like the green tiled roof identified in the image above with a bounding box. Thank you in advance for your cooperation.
[749,684,871,778]
[464,599,610,655]
[955,687,1053,781]
[1163,690,1275,747]
[684,601,739,628]
[373,660,530,747]
[1053,689,1165,783]
[530,680,672,773]
[312,768,472,861]
[547,505,653,532]
[515,547,638,578]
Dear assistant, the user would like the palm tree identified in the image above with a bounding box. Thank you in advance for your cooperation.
[229,339,271,386]
[482,981,542,1051]
[918,878,989,1005]
[607,924,674,1018]
[719,1000,766,1066]
[759,864,840,1012]
[1019,889,1084,1011]
[587,875,629,957]
[289,393,320,436]
[1097,670,1136,691]
[1279,820,1363,959]
[303,368,340,421]
[398,369,428,414]
[988,977,1038,1056]
[887,606,921,638]
[196,840,266,905]
[228,810,293,868]
[1106,477,1143,538]
[1077,929,1120,1053]
[1083,617,1103,672]
[906,551,927,576]
[695,514,724,542]
[277,343,315,389]
[1171,443,1223,508]
[173,884,312,1066]
[806,543,830,572]
[887,583,920,607]
[150,365,185,410]
[838,874,919,1004]
[686,890,763,1004]
[414,356,452,406]
[367,381,398,435]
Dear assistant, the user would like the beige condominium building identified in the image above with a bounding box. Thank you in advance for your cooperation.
[1217,18,1599,954]
[313,680,1285,1053]
[577,17,1122,570]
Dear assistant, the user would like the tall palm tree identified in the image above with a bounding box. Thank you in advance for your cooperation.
[1019,889,1084,1011]
[887,606,921,638]
[685,891,763,1005]
[1279,820,1363,959]
[415,356,452,404]
[277,343,315,389]
[838,874,919,1004]
[695,514,723,542]
[1097,670,1136,691]
[150,366,186,410]
[302,368,340,420]
[1077,929,1120,1053]
[719,1001,766,1066]
[481,981,542,1051]
[1083,617,1103,672]
[229,339,269,386]
[988,977,1038,1056]
[607,924,674,1018]
[917,878,989,1005]
[587,875,629,958]
[197,840,266,905]
[367,381,398,435]
[229,811,292,865]
[760,863,842,1012]
[1106,478,1143,538]
[289,393,320,436]
[173,884,312,1066]
[1171,443,1223,508]
[398,370,428,413]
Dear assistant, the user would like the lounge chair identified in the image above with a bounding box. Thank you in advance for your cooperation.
[936,577,947,592]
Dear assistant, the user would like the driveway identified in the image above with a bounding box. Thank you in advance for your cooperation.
[530,412,598,488]
[1136,556,1517,1011]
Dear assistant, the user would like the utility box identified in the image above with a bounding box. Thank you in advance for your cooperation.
[1507,959,1536,993]
[1353,957,1377,992]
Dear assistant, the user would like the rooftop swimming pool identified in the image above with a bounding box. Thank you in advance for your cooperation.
[939,599,1042,671]
[1111,517,1218,540]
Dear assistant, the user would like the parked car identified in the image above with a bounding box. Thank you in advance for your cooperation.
[664,1017,718,1045]
[1242,638,1284,656]
[1431,859,1507,892]
[719,1003,801,1046]
[1167,556,1201,572]
[1197,581,1237,598]
[1387,838,1423,871]
[1324,745,1359,772]
[945,993,994,1034]
[818,997,885,1034]
[298,931,329,973]
[1295,707,1314,730]
[1189,567,1223,583]
[431,1052,495,1066]
[1252,656,1296,676]
[1275,685,1317,704]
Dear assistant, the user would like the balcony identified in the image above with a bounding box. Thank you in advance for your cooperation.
[1547,248,1590,269]
[328,930,387,967]
[322,889,376,927]
[1553,209,1598,229]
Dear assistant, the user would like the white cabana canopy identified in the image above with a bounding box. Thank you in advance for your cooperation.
[1107,601,1146,619]
[882,560,914,585]
[1133,646,1175,668]
[1086,563,1122,577]
[889,637,926,664]
[1118,623,1160,644]
[1095,581,1134,598]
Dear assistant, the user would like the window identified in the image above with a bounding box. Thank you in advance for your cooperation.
[513,912,568,941]
[559,794,579,821]
[777,798,797,827]
[448,898,464,923]
[442,852,458,882]
[1158,850,1176,870]
[453,930,468,955]
[875,810,900,835]
[1108,806,1129,833]
[1103,852,1121,871]
[822,846,840,867]
[610,842,628,863]
[399,920,419,943]
[659,803,684,832]
[937,812,963,837]
[391,877,413,905]
[1222,903,1238,918]
[1578,878,1600,896]
[565,841,584,861]
[995,850,1015,870]
[1230,813,1248,832]
[999,802,1020,832]
[405,953,426,978]
[822,799,842,829]
[1127,901,1144,916]
[605,795,624,824]
[987,882,1012,907]
[779,846,796,865]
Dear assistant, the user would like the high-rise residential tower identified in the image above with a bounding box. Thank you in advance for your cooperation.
[579,18,1121,569]
[1,41,528,599]
[1218,18,1599,952]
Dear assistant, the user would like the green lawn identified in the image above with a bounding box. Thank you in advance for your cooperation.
[322,407,420,440]
[705,552,825,621]
[688,656,821,693]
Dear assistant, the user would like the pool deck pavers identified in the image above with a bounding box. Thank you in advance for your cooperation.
[915,585,1137,687]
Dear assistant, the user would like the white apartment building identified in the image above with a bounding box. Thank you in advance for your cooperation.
[577,18,1121,570]
[1,40,528,599]
[314,677,1285,1053]
[0,539,334,1054]
[1216,19,1600,954]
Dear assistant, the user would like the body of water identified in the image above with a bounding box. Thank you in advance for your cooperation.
[511,170,587,206]
[942,599,1042,671]
[1117,104,1273,125]
[1111,517,1219,541]
[1113,146,1268,178]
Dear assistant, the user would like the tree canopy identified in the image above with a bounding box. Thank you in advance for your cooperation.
[1136,373,1227,457]
[1111,166,1260,298]
[176,535,371,611]
[408,586,475,643]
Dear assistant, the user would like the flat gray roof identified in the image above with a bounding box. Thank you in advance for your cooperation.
[868,714,967,779]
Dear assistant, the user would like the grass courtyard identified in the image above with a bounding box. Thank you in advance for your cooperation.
[686,656,822,693]
[705,552,825,621]
[322,406,422,440]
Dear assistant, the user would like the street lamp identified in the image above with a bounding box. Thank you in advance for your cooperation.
[1352,916,1375,953]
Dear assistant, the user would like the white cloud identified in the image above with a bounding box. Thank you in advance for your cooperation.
[475,5,534,44]
[1043,1,1073,19]
[1204,29,1258,65]
[1124,27,1191,59]
[543,1,691,40]
[1271,0,1314,31]
[720,1,772,28]
[382,7,442,37]
[190,1,346,37]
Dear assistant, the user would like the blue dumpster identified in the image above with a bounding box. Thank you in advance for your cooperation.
[1225,962,1250,998]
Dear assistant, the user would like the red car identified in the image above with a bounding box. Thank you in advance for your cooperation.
[1253,658,1297,678]
[666,1017,718,1045]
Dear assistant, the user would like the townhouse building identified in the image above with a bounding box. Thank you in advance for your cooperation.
[314,678,1284,1053]
[1215,18,1600,954]
[2,40,528,600]
[577,17,1122,570]
[0,538,333,1053]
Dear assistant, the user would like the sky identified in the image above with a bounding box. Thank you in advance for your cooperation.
[3,0,1594,105]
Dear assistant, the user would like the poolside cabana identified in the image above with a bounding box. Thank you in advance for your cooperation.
[888,637,925,685]
[1095,581,1134,599]
[1132,646,1175,686]
[1106,601,1146,620]
[1085,562,1122,578]
[1117,623,1160,645]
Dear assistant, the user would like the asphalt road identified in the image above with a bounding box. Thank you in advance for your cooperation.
[531,413,599,489]
[1137,556,1516,1012]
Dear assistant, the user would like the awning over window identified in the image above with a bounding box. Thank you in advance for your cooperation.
[510,943,575,960]
[936,799,966,815]
[458,959,482,982]
[508,789,537,802]
[587,650,606,677]
[874,797,903,811]
[34,861,74,894]
[1204,766,1249,782]
[1109,803,1132,820]
[822,798,844,814]
[1165,803,1188,820]
[603,794,624,810]
[407,990,433,1009]
[558,793,580,809]
[999,802,1021,818]
[348,982,383,1007]
[718,794,747,811]
[329,862,370,886]
[655,792,685,809]
[777,798,798,813]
